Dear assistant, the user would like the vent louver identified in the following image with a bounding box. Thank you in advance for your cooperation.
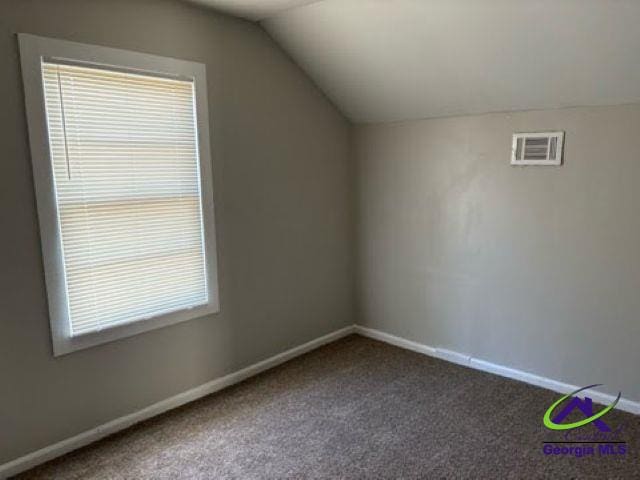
[511,132,564,165]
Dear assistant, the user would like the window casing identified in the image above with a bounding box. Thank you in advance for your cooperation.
[19,34,219,355]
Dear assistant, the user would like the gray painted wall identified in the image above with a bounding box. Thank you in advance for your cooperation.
[355,104,640,402]
[0,0,353,463]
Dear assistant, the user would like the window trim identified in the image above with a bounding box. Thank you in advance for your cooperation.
[19,34,220,356]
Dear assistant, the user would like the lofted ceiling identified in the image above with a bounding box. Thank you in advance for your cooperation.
[193,0,640,123]
[188,0,321,21]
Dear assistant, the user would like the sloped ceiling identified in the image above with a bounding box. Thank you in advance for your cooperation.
[195,0,640,124]
[188,0,321,21]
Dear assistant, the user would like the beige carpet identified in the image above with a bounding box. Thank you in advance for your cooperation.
[15,335,640,479]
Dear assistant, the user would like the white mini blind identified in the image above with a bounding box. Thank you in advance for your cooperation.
[42,61,209,336]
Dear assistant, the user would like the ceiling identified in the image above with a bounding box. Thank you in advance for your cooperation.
[188,0,320,21]
[194,0,640,123]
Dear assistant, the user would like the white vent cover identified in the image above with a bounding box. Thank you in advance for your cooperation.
[511,131,564,165]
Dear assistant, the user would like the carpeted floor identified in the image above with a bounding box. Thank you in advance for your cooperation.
[15,335,640,479]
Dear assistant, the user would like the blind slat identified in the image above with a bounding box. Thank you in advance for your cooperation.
[43,61,208,336]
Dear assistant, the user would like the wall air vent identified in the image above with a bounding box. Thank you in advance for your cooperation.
[511,131,564,166]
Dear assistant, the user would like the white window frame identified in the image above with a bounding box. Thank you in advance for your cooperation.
[19,34,220,356]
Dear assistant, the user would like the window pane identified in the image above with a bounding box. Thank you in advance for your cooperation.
[42,62,208,336]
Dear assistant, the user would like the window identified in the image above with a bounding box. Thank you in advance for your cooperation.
[19,34,219,355]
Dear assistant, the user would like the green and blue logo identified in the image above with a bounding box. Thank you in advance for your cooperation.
[543,384,620,432]
[542,385,627,457]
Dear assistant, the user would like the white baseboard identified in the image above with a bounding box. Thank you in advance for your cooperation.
[352,324,436,356]
[4,323,637,478]
[0,325,356,479]
[354,325,640,416]
[433,348,471,367]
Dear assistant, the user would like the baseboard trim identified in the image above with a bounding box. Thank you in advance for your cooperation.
[354,325,640,416]
[353,324,437,357]
[0,325,356,479]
